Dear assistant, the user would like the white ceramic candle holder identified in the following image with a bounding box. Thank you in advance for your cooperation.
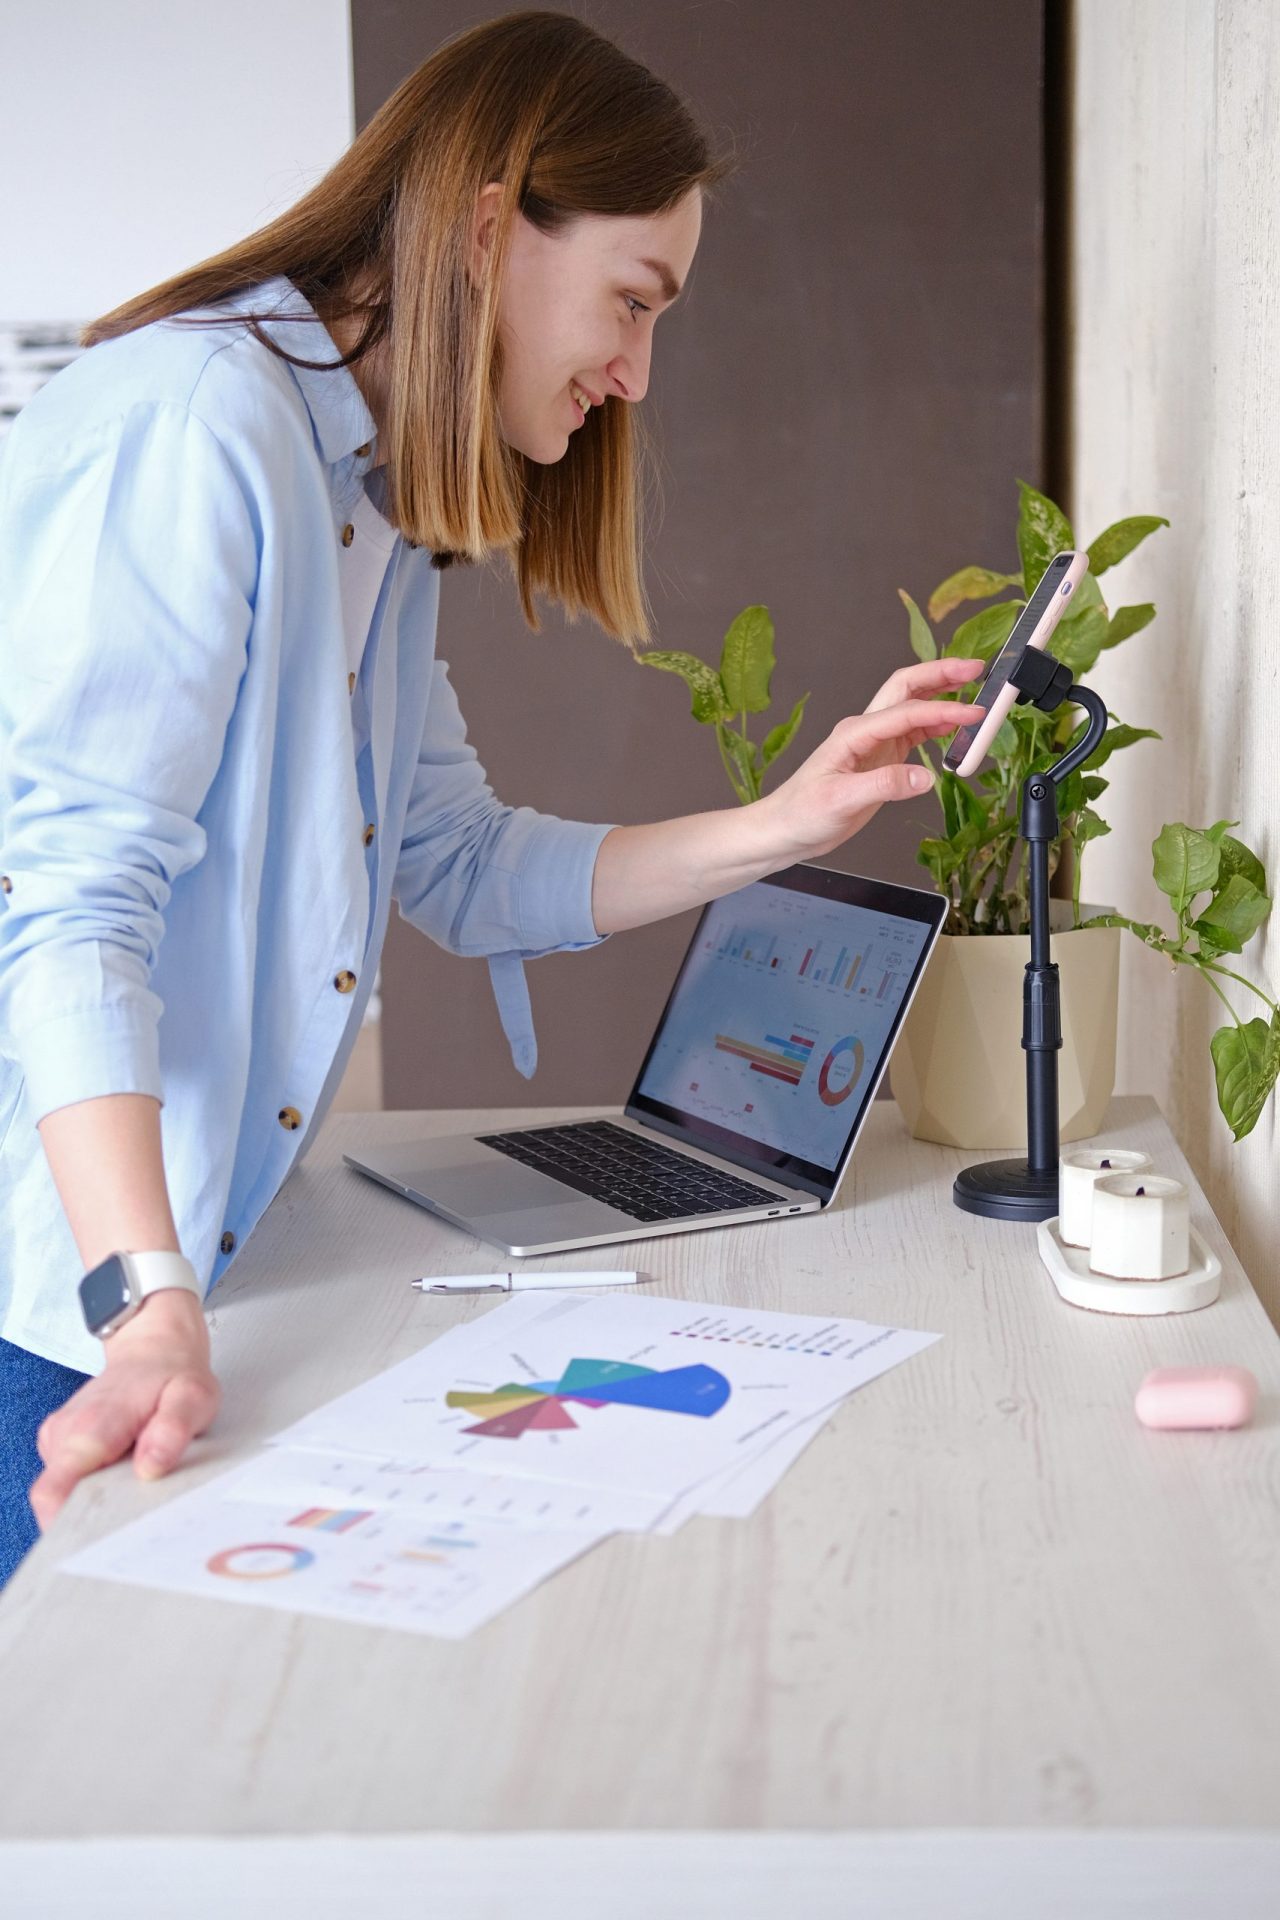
[1058,1148,1153,1248]
[1037,1217,1221,1315]
[1089,1172,1191,1280]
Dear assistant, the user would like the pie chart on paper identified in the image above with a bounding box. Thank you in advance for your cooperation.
[445,1356,731,1440]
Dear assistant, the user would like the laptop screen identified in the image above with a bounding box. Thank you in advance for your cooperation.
[626,865,947,1195]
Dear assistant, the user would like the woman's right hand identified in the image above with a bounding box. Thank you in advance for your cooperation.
[30,1289,219,1531]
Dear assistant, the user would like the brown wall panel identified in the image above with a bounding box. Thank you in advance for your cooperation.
[352,1,1046,1109]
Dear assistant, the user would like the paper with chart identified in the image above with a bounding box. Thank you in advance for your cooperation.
[272,1291,941,1503]
[64,1292,941,1638]
[62,1447,611,1640]
[224,1441,671,1534]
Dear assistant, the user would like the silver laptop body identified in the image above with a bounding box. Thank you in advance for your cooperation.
[345,864,947,1258]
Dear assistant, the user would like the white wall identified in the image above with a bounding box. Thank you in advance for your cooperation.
[1,0,353,321]
[1071,1,1279,1319]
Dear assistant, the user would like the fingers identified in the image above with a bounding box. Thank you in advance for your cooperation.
[857,761,936,802]
[31,1391,144,1531]
[29,1358,220,1531]
[836,699,984,752]
[133,1371,219,1482]
[867,657,986,710]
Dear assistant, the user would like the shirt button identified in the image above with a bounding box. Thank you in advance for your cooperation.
[363,823,376,849]
[354,441,372,458]
[278,1106,302,1131]
[0,876,10,894]
[347,671,356,695]
[219,1231,236,1256]
[341,523,355,547]
[334,969,358,994]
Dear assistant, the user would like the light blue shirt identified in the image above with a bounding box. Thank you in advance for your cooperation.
[0,276,613,1372]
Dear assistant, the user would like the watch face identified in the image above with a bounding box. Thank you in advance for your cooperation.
[79,1254,132,1335]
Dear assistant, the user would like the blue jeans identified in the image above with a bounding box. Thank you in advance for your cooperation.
[0,1337,89,1589]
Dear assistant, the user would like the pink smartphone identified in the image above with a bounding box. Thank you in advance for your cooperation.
[943,549,1090,777]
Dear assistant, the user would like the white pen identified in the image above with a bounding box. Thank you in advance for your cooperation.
[412,1270,647,1294]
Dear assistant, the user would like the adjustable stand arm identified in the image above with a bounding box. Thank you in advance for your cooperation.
[952,652,1108,1223]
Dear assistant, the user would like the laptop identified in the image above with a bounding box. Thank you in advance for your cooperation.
[345,863,947,1257]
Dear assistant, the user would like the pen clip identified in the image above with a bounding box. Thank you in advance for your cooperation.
[414,1278,510,1294]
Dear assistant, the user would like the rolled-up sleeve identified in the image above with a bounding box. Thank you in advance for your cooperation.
[0,401,258,1120]
[394,659,613,957]
[393,659,614,1076]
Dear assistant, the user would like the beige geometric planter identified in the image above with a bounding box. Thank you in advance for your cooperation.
[890,902,1121,1149]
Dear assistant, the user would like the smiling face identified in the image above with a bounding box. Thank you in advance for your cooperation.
[476,184,703,463]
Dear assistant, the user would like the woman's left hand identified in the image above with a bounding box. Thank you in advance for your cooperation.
[757,657,986,863]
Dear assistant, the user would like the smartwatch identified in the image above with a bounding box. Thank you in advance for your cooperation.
[78,1250,203,1340]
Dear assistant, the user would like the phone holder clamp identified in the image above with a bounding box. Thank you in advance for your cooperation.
[952,649,1109,1223]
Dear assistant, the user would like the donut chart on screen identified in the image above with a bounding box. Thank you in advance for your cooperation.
[206,1543,316,1580]
[816,1036,865,1107]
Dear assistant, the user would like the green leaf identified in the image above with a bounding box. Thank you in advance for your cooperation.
[934,768,987,845]
[917,836,963,888]
[989,717,1018,761]
[1192,874,1272,955]
[1101,602,1156,650]
[898,589,937,663]
[1152,823,1224,918]
[719,605,775,714]
[1006,701,1061,761]
[1217,834,1268,899]
[761,692,810,769]
[948,599,1022,662]
[1086,516,1169,576]
[1015,480,1074,596]
[1057,769,1086,818]
[1049,605,1109,674]
[716,723,759,805]
[641,650,727,724]
[1074,805,1111,850]
[1210,1016,1280,1142]
[1082,773,1109,801]
[926,566,1022,623]
[937,769,965,841]
[1083,722,1161,770]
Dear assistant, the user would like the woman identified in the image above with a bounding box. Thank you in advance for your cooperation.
[0,10,983,1585]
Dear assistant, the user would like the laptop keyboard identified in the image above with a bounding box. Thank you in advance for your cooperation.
[475,1120,785,1223]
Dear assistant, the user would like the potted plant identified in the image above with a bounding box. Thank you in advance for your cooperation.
[887,481,1276,1147]
[638,487,1277,1147]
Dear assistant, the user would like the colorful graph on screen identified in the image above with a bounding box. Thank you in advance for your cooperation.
[445,1357,731,1440]
[714,1029,814,1086]
[635,881,928,1168]
[816,1036,866,1107]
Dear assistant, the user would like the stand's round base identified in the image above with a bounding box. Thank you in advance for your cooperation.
[953,1157,1060,1222]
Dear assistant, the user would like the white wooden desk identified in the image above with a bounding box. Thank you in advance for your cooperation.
[2,1095,1279,1918]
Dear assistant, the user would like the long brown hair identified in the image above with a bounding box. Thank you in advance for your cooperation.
[83,10,735,645]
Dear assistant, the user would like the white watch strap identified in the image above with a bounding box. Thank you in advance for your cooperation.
[122,1251,203,1305]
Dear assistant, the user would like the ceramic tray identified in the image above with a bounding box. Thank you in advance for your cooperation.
[1037,1215,1222,1316]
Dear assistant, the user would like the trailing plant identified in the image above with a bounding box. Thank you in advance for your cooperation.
[638,604,808,805]
[1087,822,1277,1142]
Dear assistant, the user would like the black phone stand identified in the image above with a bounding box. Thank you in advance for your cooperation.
[952,648,1109,1222]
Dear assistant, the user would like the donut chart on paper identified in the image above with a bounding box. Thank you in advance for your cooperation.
[816,1036,865,1107]
[206,1543,316,1580]
[445,1356,731,1440]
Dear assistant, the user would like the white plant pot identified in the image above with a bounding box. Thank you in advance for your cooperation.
[890,901,1122,1149]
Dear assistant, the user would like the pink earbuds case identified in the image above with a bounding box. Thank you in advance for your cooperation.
[1134,1366,1257,1430]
